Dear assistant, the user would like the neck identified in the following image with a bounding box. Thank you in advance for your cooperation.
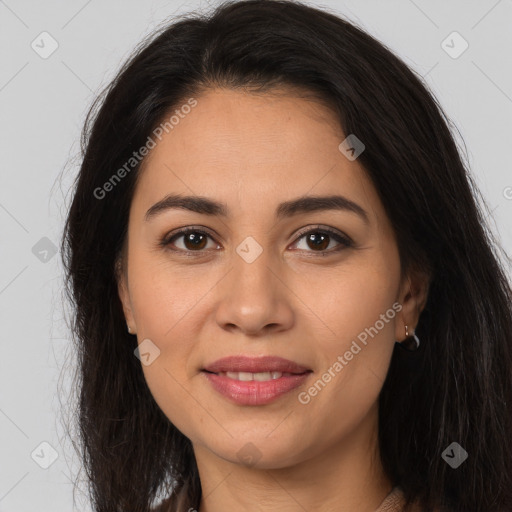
[194,402,393,512]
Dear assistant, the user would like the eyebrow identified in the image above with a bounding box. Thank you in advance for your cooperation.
[144,193,369,225]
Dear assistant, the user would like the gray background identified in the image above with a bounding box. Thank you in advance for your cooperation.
[1,0,511,510]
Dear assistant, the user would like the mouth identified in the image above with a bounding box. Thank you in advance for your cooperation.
[201,355,312,405]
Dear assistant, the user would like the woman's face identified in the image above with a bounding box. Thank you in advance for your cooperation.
[118,87,420,470]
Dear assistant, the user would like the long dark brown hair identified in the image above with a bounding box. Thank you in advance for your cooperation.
[61,1,512,510]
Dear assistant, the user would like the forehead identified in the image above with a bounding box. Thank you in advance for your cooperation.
[132,87,382,223]
[145,87,343,165]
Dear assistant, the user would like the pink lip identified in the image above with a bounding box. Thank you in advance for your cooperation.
[203,355,311,374]
[202,356,312,405]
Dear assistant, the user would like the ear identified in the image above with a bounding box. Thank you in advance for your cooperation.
[395,267,430,341]
[115,257,136,333]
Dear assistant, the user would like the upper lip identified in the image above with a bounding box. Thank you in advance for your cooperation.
[202,356,311,374]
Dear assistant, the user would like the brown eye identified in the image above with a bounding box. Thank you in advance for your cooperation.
[292,227,353,254]
[304,232,330,251]
[161,228,218,252]
[180,232,208,250]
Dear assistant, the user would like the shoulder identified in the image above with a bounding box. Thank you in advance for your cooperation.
[375,486,444,512]
[375,486,441,512]
[375,486,407,512]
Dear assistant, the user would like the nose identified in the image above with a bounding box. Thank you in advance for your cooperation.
[213,246,295,337]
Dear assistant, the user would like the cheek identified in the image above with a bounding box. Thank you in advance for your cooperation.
[132,294,201,437]
[131,276,201,382]
[139,360,208,443]
[300,257,399,408]
[126,255,216,424]
[128,252,207,337]
[299,256,399,345]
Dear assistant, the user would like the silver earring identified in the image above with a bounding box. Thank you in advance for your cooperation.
[400,324,420,351]
[127,324,133,334]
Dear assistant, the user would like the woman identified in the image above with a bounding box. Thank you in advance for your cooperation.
[61,1,512,511]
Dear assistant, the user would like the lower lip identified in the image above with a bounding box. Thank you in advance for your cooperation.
[202,371,311,405]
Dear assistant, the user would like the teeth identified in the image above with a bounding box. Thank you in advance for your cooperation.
[220,371,286,381]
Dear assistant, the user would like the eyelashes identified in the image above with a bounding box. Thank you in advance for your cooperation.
[159,225,354,257]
